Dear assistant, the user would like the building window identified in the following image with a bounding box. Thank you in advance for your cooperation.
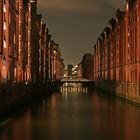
[4,40,6,48]
[126,3,129,11]
[3,4,6,13]
[4,21,6,30]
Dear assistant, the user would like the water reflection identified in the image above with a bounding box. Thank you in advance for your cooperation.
[61,82,88,94]
[0,90,140,140]
[0,110,32,140]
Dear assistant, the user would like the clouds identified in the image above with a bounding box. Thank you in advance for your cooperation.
[38,0,125,65]
[39,0,97,11]
[38,0,125,14]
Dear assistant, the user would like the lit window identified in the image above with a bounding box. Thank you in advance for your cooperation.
[126,3,129,11]
[3,4,6,13]
[4,22,6,30]
[4,40,6,48]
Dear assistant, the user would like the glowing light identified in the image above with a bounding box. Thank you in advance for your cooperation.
[30,0,36,3]
[126,3,129,11]
[1,60,7,79]
[4,22,6,30]
[65,82,68,86]
[25,82,28,85]
[14,68,17,80]
[3,5,6,13]
[53,50,56,54]
[4,40,6,48]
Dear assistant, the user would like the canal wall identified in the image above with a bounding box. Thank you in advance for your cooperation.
[0,82,58,121]
[94,81,140,105]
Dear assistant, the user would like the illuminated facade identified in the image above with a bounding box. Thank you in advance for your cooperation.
[126,0,140,97]
[92,0,140,103]
[36,14,42,83]
[52,46,64,80]
[41,24,47,81]
[1,0,10,83]
[0,1,3,55]
[0,1,3,83]
[0,0,32,83]
[46,34,51,81]
[27,1,32,82]
[48,41,64,81]
[0,0,64,84]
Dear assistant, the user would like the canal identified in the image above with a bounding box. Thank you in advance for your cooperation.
[0,84,140,140]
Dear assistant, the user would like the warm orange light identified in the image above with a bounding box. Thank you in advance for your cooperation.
[4,22,6,30]
[3,4,6,13]
[14,68,17,81]
[53,50,56,54]
[1,61,7,79]
[2,66,7,79]
[4,40,6,48]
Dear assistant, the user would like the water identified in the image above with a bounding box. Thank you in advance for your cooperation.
[0,85,140,140]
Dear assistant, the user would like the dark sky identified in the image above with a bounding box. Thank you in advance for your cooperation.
[37,0,125,65]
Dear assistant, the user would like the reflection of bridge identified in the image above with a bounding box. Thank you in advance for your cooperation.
[60,78,90,83]
[54,78,94,89]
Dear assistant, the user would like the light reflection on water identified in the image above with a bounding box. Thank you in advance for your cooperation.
[60,85,88,94]
[0,86,140,140]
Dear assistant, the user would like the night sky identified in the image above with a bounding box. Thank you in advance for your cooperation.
[38,0,125,66]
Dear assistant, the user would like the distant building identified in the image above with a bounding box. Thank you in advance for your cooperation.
[46,34,51,81]
[78,63,82,78]
[52,46,64,80]
[80,53,93,80]
[67,64,74,77]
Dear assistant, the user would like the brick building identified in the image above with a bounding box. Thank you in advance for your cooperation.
[80,53,93,80]
[31,0,38,83]
[92,0,140,103]
[54,47,64,80]
[0,0,64,85]
[0,0,32,84]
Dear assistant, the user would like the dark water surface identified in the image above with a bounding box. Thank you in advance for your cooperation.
[0,87,140,140]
